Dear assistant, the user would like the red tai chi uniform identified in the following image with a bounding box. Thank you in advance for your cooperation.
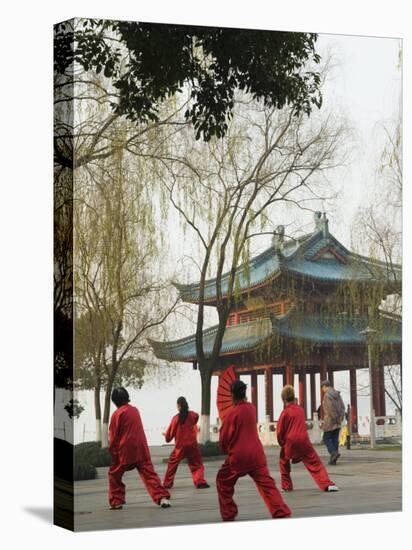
[163,410,207,488]
[108,403,170,507]
[276,402,334,491]
[216,401,291,521]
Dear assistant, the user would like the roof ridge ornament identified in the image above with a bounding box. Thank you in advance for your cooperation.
[272,225,285,254]
[322,212,329,237]
[313,211,329,237]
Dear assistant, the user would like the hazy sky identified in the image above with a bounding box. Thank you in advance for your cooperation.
[63,32,401,446]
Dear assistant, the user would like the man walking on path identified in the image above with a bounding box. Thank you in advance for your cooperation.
[320,380,346,465]
[216,380,291,521]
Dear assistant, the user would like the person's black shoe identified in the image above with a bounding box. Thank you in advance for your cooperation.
[329,452,341,465]
[197,482,210,489]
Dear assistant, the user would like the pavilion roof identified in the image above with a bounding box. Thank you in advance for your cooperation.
[149,318,273,363]
[173,220,402,304]
[148,308,402,363]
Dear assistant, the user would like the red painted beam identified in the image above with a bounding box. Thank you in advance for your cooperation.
[298,371,307,418]
[286,363,294,386]
[378,365,386,416]
[320,357,327,419]
[310,372,317,417]
[371,365,381,418]
[251,372,258,419]
[264,368,274,422]
[349,368,358,434]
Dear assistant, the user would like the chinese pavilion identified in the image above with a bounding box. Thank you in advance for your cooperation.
[150,212,402,435]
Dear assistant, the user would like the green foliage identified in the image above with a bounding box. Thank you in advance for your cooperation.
[115,357,146,389]
[75,441,112,467]
[74,308,147,391]
[55,19,322,141]
[74,462,98,481]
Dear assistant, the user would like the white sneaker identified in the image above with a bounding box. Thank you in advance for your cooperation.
[160,497,171,508]
[327,485,339,492]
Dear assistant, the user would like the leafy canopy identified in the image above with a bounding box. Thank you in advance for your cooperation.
[54,19,322,141]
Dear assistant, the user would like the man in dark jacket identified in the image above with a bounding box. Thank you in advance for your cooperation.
[320,380,346,465]
[216,380,291,521]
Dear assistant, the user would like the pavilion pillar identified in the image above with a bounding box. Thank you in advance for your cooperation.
[320,356,327,418]
[378,365,386,416]
[349,368,358,434]
[298,369,307,418]
[264,367,274,422]
[282,370,287,388]
[251,372,258,418]
[371,364,381,418]
[310,372,317,418]
[286,362,294,386]
[327,367,334,387]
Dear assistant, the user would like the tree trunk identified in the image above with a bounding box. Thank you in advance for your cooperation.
[94,385,102,444]
[198,366,212,444]
[102,334,121,447]
[101,383,113,448]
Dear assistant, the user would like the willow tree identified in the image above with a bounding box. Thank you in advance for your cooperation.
[149,99,346,442]
[74,138,178,446]
[351,45,402,414]
[55,25,185,443]
[351,110,402,414]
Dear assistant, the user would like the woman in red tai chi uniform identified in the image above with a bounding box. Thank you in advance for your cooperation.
[276,385,339,493]
[216,380,291,521]
[163,396,210,489]
[108,387,171,510]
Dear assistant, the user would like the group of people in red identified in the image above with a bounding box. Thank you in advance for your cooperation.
[107,379,341,520]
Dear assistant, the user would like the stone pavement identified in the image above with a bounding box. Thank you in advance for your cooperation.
[73,445,402,531]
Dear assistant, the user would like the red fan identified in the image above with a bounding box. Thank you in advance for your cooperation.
[217,366,237,421]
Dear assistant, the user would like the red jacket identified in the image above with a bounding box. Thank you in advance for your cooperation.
[276,402,312,460]
[165,411,199,448]
[219,401,267,474]
[109,404,150,465]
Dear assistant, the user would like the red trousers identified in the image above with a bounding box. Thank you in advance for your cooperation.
[216,459,291,521]
[108,458,170,507]
[163,444,207,488]
[279,447,334,491]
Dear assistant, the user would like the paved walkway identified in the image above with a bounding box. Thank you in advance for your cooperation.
[73,445,402,531]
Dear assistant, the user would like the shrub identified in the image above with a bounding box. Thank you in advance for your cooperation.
[74,462,97,481]
[75,441,111,467]
[199,441,222,457]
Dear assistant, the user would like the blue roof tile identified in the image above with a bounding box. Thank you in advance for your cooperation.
[149,310,401,363]
[174,229,401,303]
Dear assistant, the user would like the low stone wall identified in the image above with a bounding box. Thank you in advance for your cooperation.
[375,410,402,441]
[209,413,324,446]
[209,410,402,446]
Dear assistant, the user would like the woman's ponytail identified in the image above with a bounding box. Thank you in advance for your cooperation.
[177,396,189,424]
